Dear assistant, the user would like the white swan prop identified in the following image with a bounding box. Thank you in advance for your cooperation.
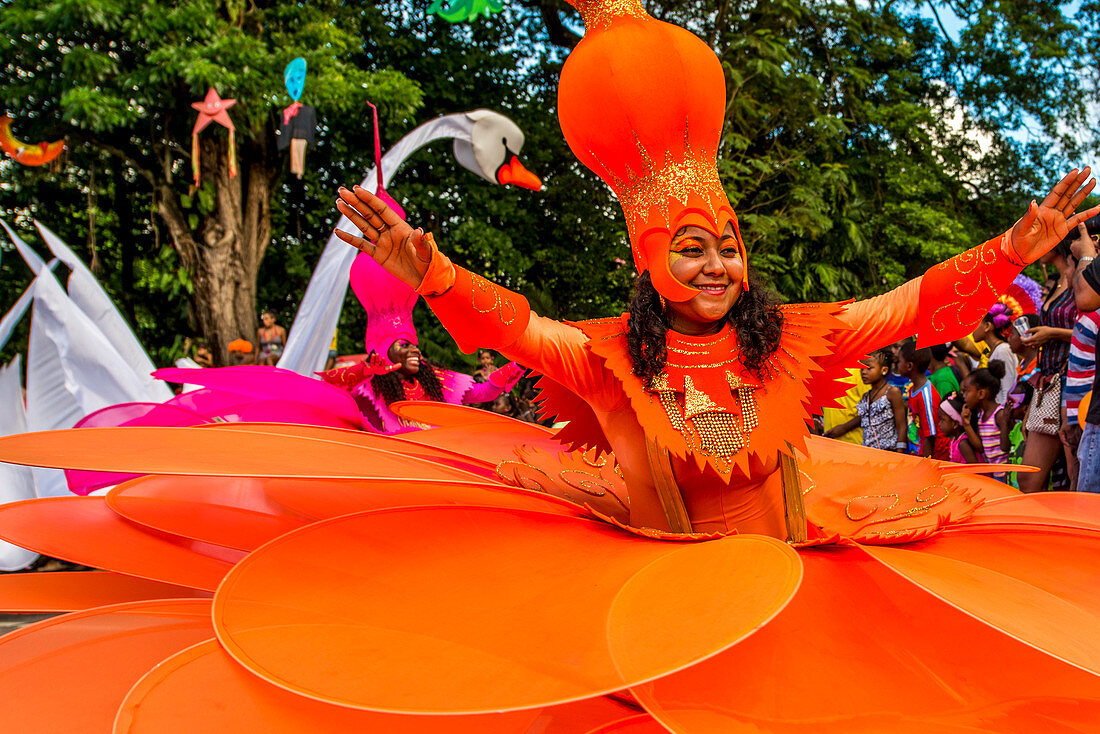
[277,109,541,376]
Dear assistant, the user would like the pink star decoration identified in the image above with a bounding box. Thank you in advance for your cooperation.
[190,87,239,185]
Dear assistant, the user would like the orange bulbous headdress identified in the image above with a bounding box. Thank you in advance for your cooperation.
[557,0,747,302]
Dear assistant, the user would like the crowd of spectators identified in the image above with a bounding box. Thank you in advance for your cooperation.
[822,223,1100,492]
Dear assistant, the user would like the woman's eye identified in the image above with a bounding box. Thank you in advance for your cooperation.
[720,247,739,257]
[673,246,703,256]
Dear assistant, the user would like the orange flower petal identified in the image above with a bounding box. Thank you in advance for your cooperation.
[213,506,801,714]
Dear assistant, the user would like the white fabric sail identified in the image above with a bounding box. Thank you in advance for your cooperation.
[0,356,39,571]
[34,220,171,401]
[0,263,58,353]
[25,268,158,496]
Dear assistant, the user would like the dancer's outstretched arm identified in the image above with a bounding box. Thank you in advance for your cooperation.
[334,187,615,406]
[827,168,1100,366]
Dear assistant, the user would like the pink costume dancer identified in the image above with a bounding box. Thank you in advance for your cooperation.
[319,252,524,433]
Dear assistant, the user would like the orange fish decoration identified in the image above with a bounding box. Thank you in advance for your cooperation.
[0,114,65,166]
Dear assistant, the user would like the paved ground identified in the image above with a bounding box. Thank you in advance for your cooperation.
[1,560,87,635]
[0,613,57,635]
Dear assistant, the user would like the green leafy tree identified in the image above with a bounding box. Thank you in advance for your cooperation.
[0,0,421,360]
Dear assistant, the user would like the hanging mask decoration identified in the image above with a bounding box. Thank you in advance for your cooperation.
[427,0,502,22]
[0,115,65,167]
[284,57,306,102]
[190,88,238,187]
[277,57,317,179]
[366,101,405,220]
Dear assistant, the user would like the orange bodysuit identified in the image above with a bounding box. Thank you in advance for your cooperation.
[416,232,1022,537]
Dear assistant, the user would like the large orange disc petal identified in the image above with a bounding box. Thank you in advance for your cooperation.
[864,526,1100,676]
[106,475,310,551]
[0,571,209,612]
[631,547,1100,733]
[114,639,544,734]
[965,491,1100,532]
[259,477,584,521]
[213,506,801,714]
[199,422,501,476]
[389,400,554,435]
[0,497,235,591]
[0,599,213,734]
[0,426,485,482]
[398,423,571,465]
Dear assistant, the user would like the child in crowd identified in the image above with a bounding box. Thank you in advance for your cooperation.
[938,395,977,463]
[885,341,911,392]
[827,349,908,452]
[1005,382,1034,488]
[972,303,1019,404]
[928,343,960,400]
[898,341,940,456]
[961,364,1011,480]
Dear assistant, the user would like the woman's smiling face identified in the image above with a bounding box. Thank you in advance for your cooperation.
[664,223,744,334]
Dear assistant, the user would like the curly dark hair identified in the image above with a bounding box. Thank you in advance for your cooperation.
[370,359,447,406]
[626,271,784,383]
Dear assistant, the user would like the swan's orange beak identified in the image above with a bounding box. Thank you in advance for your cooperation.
[496,155,542,190]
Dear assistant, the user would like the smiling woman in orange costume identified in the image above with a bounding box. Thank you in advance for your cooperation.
[335,0,1098,540]
[2,2,1100,731]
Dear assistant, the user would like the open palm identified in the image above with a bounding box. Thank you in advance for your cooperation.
[1009,168,1100,264]
[334,186,433,290]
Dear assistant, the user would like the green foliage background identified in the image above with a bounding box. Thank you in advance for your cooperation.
[1,0,1097,371]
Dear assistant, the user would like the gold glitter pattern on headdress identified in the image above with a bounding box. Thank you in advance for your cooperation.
[611,134,723,236]
[572,0,647,29]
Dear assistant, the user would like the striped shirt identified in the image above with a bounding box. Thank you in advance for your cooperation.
[978,405,1007,479]
[906,379,940,438]
[1065,311,1100,422]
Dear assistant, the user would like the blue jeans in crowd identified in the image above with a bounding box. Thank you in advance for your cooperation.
[1079,423,1100,493]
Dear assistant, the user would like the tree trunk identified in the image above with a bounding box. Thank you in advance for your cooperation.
[155,126,275,364]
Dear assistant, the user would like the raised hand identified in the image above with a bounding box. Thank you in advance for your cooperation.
[1007,167,1100,264]
[334,186,433,289]
[363,352,401,376]
[316,352,399,389]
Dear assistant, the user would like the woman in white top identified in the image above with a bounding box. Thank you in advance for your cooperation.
[972,303,1019,404]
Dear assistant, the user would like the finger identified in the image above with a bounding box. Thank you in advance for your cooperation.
[340,187,388,232]
[337,186,382,223]
[336,199,382,241]
[333,227,376,255]
[1041,168,1079,210]
[350,186,400,228]
[1062,175,1096,216]
[1066,203,1100,231]
[339,188,387,232]
[1060,168,1091,209]
[410,228,434,264]
[1016,199,1039,234]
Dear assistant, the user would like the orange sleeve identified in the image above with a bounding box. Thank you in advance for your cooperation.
[915,232,1021,347]
[417,245,617,410]
[827,233,1021,365]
